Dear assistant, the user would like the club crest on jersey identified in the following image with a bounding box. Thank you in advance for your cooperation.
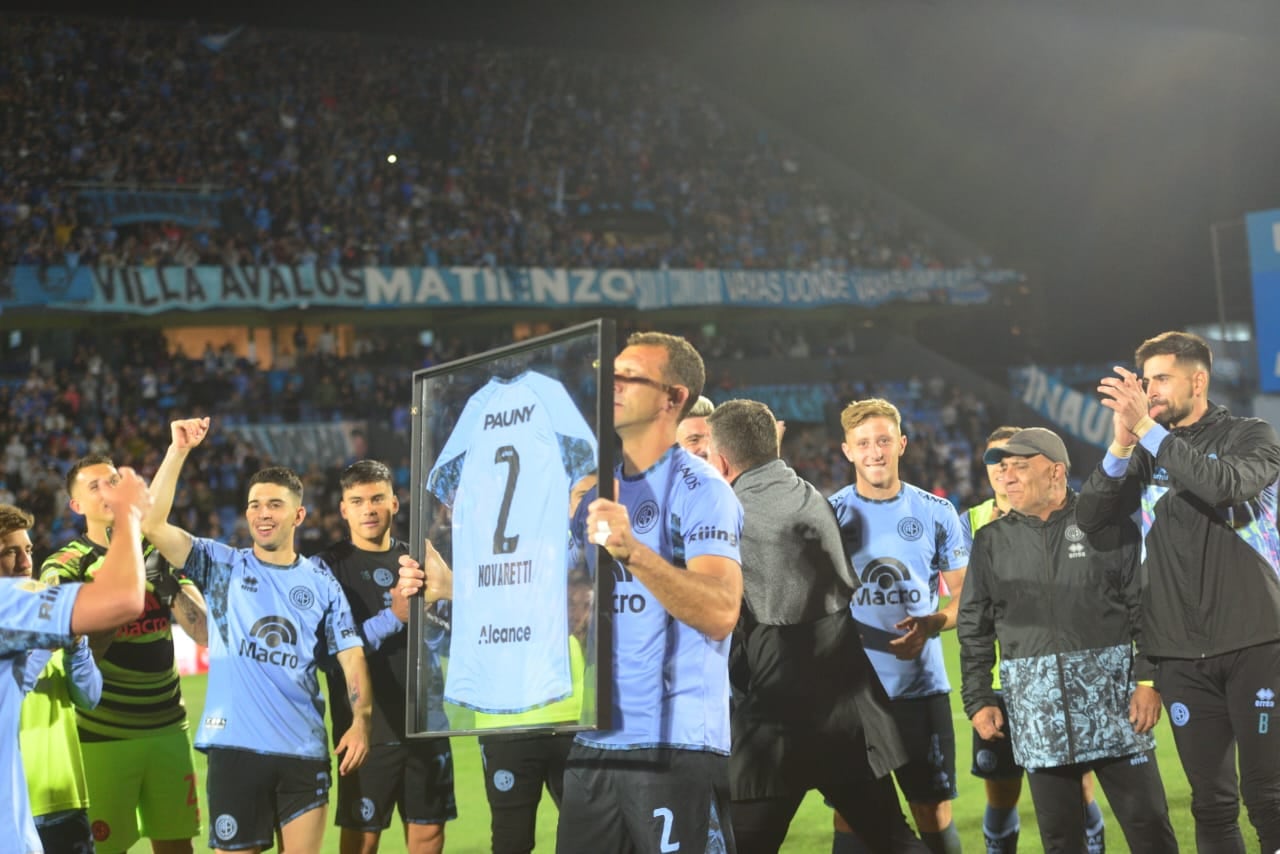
[1064,524,1086,543]
[897,517,923,541]
[633,500,660,533]
[290,586,315,609]
[484,404,535,430]
[373,567,396,587]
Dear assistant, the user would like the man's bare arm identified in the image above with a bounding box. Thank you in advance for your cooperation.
[70,469,150,635]
[170,583,208,646]
[333,646,372,775]
[140,417,209,569]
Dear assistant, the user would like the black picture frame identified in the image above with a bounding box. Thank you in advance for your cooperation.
[405,319,615,737]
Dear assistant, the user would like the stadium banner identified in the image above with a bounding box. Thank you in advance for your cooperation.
[1245,209,1280,393]
[2,264,97,307]
[22,264,1021,314]
[223,420,366,472]
[1015,365,1111,449]
[76,188,233,227]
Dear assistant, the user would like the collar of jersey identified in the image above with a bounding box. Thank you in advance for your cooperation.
[619,444,679,482]
[852,484,905,504]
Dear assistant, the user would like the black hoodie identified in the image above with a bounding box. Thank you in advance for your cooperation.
[1077,404,1280,659]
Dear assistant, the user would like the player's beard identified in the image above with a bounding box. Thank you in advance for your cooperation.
[1151,398,1192,428]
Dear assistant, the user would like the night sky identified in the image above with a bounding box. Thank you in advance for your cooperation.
[23,0,1280,364]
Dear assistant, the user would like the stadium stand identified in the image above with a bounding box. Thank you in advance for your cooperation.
[2,15,970,272]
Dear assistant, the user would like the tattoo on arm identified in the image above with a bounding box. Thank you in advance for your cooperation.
[178,596,199,623]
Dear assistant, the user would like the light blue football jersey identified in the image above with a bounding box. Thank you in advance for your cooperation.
[828,482,968,699]
[182,538,363,759]
[573,445,743,753]
[428,371,597,714]
[0,577,80,853]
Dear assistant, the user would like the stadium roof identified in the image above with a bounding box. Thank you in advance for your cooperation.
[24,0,1280,361]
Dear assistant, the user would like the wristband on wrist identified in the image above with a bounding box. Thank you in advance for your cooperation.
[1137,680,1155,688]
[1132,415,1156,439]
[1109,441,1136,458]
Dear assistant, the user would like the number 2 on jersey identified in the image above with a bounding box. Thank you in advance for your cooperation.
[493,445,521,554]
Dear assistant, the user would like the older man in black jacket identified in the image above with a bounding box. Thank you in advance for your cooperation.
[704,399,925,854]
[959,427,1178,853]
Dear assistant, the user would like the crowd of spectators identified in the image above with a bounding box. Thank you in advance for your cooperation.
[2,15,969,274]
[1,320,998,565]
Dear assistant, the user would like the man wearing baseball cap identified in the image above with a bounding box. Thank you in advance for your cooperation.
[958,427,1178,853]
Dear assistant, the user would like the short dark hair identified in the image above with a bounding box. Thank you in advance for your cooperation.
[986,425,1022,447]
[0,504,33,539]
[1135,331,1212,374]
[626,331,706,419]
[707,399,778,473]
[340,460,393,492]
[247,466,304,502]
[65,453,115,496]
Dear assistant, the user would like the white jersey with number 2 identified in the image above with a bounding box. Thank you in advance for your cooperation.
[428,371,597,713]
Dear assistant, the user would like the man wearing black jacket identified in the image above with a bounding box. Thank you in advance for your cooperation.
[316,461,456,854]
[959,427,1177,853]
[704,399,926,854]
[1086,330,1280,852]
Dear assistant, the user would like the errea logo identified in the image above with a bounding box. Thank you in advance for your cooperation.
[1257,688,1276,709]
[1067,543,1087,560]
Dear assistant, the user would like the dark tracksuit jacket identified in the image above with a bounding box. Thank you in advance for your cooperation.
[958,491,1155,770]
[1077,404,1280,660]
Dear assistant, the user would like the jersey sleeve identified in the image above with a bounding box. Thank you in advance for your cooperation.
[529,371,599,482]
[958,510,975,551]
[0,578,79,655]
[427,380,498,506]
[938,504,970,571]
[19,649,52,693]
[321,573,363,656]
[679,474,744,564]
[181,537,234,591]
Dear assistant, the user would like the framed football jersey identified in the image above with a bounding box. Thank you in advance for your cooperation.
[406,320,615,737]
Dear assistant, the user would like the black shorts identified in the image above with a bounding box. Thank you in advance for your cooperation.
[480,733,575,853]
[36,808,94,854]
[970,693,1023,781]
[206,748,330,851]
[556,745,736,854]
[889,694,959,804]
[336,739,457,832]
